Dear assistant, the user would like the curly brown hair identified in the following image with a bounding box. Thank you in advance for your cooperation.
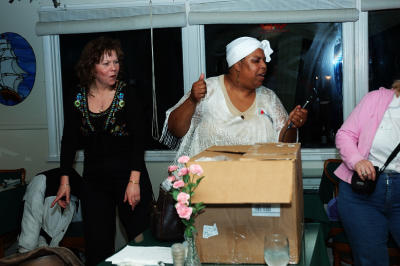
[75,36,124,88]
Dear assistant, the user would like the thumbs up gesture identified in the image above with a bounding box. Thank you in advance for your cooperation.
[189,73,207,104]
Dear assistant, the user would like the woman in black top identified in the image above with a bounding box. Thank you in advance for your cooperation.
[51,36,153,266]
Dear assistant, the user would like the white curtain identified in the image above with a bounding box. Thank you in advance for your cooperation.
[361,0,400,11]
[36,0,361,36]
[188,0,358,24]
[36,3,187,36]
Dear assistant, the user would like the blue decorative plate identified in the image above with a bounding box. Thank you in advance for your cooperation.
[0,32,36,106]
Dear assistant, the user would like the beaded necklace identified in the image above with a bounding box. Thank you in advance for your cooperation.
[74,81,126,133]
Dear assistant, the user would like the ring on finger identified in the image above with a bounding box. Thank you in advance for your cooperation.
[362,172,368,176]
[300,119,303,123]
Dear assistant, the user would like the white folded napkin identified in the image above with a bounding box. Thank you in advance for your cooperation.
[106,245,173,266]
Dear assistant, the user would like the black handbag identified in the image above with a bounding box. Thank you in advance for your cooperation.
[150,185,185,241]
[351,142,400,195]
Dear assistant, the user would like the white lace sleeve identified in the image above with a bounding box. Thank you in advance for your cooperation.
[159,90,203,150]
[272,97,288,133]
[259,87,288,138]
[159,92,189,149]
[266,89,299,142]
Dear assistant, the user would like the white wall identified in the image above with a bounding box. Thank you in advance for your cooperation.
[0,1,57,178]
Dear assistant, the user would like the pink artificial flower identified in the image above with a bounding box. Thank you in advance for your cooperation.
[189,164,203,176]
[177,192,190,205]
[173,180,185,189]
[168,165,179,172]
[167,175,176,182]
[178,155,190,164]
[175,202,193,220]
[178,167,189,176]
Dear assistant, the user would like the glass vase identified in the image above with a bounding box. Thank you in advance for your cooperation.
[184,233,201,266]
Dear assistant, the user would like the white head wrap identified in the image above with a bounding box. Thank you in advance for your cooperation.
[226,36,274,67]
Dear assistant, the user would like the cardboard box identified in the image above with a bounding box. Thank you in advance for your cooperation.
[189,143,304,264]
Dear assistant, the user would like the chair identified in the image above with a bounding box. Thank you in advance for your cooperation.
[320,159,400,266]
[0,168,26,258]
[319,159,353,265]
[0,168,26,186]
[17,168,85,258]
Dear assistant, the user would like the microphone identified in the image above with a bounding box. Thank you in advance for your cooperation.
[287,88,317,129]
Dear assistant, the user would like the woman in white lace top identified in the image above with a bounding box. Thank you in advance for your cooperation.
[160,36,308,160]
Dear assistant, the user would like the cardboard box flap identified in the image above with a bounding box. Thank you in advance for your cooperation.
[241,143,299,160]
[206,145,252,154]
[192,150,243,162]
[202,143,300,161]
[190,164,296,204]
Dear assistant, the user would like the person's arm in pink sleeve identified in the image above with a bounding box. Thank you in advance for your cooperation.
[335,94,370,170]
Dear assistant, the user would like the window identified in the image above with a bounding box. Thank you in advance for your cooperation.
[44,3,380,163]
[204,23,343,148]
[368,9,400,90]
[59,29,184,151]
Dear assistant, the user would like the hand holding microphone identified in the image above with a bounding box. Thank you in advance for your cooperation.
[287,105,308,129]
[286,88,317,129]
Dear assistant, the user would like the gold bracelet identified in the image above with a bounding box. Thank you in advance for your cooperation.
[129,180,139,185]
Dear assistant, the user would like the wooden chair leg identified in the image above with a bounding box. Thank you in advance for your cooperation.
[333,250,341,266]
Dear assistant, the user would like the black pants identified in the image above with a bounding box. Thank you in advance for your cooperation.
[81,171,152,266]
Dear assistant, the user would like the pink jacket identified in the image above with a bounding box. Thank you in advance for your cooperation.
[334,87,395,183]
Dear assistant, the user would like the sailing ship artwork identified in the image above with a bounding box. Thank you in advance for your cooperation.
[0,32,36,106]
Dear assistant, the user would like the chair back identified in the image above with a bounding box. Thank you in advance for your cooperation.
[319,159,342,204]
[0,168,26,258]
[0,168,26,186]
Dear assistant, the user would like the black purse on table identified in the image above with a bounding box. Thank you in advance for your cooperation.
[351,142,400,195]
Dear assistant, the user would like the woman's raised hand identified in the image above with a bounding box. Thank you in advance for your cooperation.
[190,73,207,104]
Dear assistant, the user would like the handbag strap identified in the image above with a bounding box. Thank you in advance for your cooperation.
[379,142,400,173]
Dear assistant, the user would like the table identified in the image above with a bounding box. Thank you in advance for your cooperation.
[98,222,330,266]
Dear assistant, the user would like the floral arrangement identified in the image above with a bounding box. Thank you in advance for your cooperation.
[167,155,205,238]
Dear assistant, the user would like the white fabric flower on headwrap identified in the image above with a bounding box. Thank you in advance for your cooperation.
[226,36,274,67]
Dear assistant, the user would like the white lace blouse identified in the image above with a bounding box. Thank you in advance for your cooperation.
[160,75,288,161]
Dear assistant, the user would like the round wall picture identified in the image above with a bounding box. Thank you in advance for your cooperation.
[0,32,36,106]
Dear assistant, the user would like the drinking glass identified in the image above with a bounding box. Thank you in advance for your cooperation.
[264,234,290,266]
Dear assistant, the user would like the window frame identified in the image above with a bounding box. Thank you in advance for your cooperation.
[44,11,370,163]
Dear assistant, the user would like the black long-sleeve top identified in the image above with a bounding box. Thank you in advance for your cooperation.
[60,81,146,179]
